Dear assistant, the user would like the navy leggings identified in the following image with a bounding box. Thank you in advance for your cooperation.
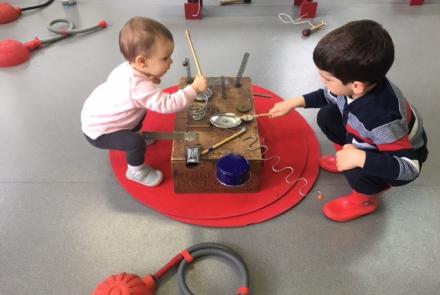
[84,116,146,166]
[317,103,427,194]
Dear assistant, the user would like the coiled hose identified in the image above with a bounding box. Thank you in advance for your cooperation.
[176,243,250,295]
[92,242,250,295]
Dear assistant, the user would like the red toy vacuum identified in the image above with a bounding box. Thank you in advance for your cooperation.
[0,0,54,24]
[92,243,250,295]
[0,18,107,67]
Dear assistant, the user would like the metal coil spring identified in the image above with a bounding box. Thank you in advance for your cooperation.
[188,88,212,121]
[188,103,206,121]
[239,134,309,196]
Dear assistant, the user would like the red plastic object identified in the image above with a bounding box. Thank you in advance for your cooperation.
[98,20,108,28]
[409,0,424,5]
[318,155,341,173]
[0,38,41,67]
[322,190,379,222]
[184,2,202,19]
[293,0,303,5]
[318,143,342,173]
[333,143,342,151]
[300,1,317,18]
[92,273,156,295]
[0,3,21,24]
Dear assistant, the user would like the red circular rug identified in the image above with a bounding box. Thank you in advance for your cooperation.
[109,85,320,227]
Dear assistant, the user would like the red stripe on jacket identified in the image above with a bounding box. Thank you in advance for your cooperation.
[346,124,413,151]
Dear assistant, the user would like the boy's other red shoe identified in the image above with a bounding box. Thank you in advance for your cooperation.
[319,155,340,173]
[322,190,379,222]
[319,143,343,173]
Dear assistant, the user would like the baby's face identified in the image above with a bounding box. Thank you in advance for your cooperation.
[318,69,354,97]
[144,38,174,78]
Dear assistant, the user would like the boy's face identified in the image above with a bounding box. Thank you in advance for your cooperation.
[318,70,354,97]
[136,38,174,78]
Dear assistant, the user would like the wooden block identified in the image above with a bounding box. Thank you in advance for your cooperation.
[172,77,263,193]
[184,3,202,19]
[300,1,318,18]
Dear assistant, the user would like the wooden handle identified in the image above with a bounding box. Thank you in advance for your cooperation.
[253,93,272,98]
[201,127,247,155]
[185,29,203,76]
[253,113,271,118]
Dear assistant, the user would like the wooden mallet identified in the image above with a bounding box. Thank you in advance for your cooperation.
[201,127,247,155]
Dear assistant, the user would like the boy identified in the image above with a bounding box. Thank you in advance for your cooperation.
[269,20,428,222]
[81,17,208,187]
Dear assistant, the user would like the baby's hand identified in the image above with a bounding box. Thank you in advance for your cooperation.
[268,101,293,118]
[336,144,366,171]
[191,75,208,93]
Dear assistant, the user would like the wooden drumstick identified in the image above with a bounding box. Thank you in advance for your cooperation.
[185,29,203,76]
[201,127,247,155]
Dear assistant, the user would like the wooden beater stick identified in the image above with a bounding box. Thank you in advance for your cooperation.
[201,127,247,156]
[185,29,203,76]
[252,113,271,118]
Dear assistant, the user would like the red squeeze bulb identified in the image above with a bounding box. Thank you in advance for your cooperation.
[0,38,42,67]
[0,3,22,24]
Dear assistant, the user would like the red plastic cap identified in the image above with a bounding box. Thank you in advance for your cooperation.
[0,3,21,24]
[142,274,157,293]
[92,273,153,295]
[0,39,31,67]
[24,38,42,51]
[238,286,250,295]
[180,250,194,263]
[98,20,108,28]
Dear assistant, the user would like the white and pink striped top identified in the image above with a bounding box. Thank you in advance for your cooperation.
[81,62,197,139]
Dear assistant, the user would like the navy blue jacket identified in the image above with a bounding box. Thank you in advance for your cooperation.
[303,78,427,181]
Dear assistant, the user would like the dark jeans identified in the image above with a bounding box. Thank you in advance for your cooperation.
[317,103,428,194]
[84,115,146,166]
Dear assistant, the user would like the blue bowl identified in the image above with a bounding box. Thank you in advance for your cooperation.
[216,153,250,187]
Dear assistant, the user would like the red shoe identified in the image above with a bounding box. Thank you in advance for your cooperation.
[333,143,343,152]
[322,190,379,222]
[319,155,341,173]
[319,143,343,173]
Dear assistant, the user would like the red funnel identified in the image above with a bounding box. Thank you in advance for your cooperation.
[92,273,156,295]
[0,3,21,24]
[0,38,41,67]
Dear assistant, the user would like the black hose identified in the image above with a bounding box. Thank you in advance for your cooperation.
[21,0,54,12]
[177,243,250,295]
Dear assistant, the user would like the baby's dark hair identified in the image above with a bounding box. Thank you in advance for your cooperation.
[119,17,173,62]
[313,19,394,85]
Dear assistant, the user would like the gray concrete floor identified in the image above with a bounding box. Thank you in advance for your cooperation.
[1,0,439,294]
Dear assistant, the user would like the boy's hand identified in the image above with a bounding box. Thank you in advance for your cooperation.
[269,101,294,118]
[268,96,305,118]
[336,144,366,171]
[191,75,208,94]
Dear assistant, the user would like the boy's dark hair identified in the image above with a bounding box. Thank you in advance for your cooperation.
[313,19,394,85]
[119,17,173,62]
